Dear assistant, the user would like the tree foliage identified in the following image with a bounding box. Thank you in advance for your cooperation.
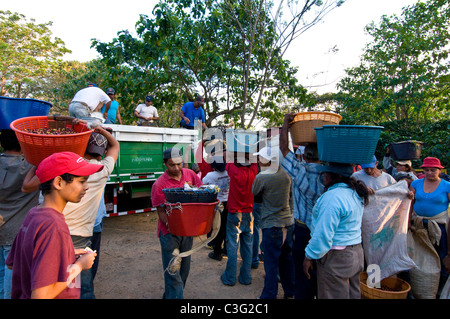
[336,0,450,123]
[93,0,344,128]
[0,11,70,98]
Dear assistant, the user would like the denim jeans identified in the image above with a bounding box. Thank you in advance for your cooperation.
[68,101,90,119]
[260,225,295,299]
[221,212,253,285]
[252,203,262,267]
[71,235,95,299]
[0,245,12,299]
[159,232,193,299]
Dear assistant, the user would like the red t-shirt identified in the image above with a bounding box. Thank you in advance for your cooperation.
[226,163,258,213]
[151,168,202,236]
[195,141,213,178]
[6,207,80,299]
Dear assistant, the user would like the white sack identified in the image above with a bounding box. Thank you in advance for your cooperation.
[362,180,416,280]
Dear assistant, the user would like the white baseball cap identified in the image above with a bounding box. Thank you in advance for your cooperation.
[253,147,277,162]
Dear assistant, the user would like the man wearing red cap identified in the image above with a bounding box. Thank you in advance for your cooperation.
[5,152,102,299]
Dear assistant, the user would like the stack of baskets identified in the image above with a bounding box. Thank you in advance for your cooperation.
[290,111,342,145]
[10,115,93,166]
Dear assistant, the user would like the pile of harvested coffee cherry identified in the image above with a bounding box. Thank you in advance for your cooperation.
[23,127,77,135]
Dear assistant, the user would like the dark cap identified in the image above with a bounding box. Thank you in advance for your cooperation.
[106,88,115,95]
[86,132,108,157]
[317,162,354,177]
[163,148,182,160]
[145,95,154,102]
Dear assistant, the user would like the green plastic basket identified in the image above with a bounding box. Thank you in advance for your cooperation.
[315,125,384,164]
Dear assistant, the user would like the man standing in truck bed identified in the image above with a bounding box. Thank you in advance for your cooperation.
[151,148,202,299]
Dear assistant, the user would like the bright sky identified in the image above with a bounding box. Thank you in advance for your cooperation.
[3,0,419,94]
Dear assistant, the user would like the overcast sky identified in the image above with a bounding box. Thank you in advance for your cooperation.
[3,0,419,93]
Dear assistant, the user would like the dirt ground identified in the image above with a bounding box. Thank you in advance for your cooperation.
[94,211,276,299]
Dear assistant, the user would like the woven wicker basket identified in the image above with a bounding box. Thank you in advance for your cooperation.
[360,272,411,299]
[290,112,342,145]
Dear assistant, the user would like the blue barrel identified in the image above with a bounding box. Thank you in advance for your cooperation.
[0,96,52,130]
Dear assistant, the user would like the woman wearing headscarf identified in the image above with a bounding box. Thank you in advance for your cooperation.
[303,162,370,299]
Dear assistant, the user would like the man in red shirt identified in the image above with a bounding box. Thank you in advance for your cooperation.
[221,153,258,286]
[6,152,101,299]
[151,148,202,299]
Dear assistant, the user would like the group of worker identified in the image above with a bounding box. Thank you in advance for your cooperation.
[68,84,207,129]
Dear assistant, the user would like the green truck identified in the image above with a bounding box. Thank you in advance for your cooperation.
[103,125,197,217]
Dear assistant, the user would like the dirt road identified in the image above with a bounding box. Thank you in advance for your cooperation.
[94,211,275,299]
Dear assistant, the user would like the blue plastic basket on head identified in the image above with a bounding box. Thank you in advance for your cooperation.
[315,125,384,164]
[0,96,52,130]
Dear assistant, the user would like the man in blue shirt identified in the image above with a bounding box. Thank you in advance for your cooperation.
[102,88,122,124]
[280,113,324,299]
[179,95,207,129]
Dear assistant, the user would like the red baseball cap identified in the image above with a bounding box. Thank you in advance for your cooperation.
[36,151,104,183]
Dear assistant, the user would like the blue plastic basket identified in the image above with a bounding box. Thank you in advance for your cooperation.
[0,96,52,130]
[315,125,384,164]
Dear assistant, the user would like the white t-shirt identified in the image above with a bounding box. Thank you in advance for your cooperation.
[71,87,111,111]
[135,103,158,121]
[202,170,230,202]
[62,156,115,237]
[352,169,396,190]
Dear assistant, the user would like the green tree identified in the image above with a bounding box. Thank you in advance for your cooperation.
[93,0,344,129]
[336,0,450,123]
[0,11,70,98]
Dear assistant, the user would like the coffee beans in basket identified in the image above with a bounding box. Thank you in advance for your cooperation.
[23,128,77,135]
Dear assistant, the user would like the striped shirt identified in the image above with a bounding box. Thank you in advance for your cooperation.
[281,152,324,229]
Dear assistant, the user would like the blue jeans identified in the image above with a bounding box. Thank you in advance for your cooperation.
[0,245,12,299]
[159,232,193,299]
[252,203,262,267]
[260,225,295,299]
[68,101,90,119]
[71,236,95,299]
[221,213,253,285]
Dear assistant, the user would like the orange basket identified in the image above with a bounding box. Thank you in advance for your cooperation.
[165,201,219,237]
[10,116,93,166]
[290,111,342,145]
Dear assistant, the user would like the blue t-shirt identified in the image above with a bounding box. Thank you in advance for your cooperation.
[101,100,119,123]
[411,178,450,217]
[180,102,205,128]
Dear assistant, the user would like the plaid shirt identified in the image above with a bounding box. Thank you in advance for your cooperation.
[281,152,324,229]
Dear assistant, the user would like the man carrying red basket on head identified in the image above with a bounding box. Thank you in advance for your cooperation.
[150,148,202,299]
